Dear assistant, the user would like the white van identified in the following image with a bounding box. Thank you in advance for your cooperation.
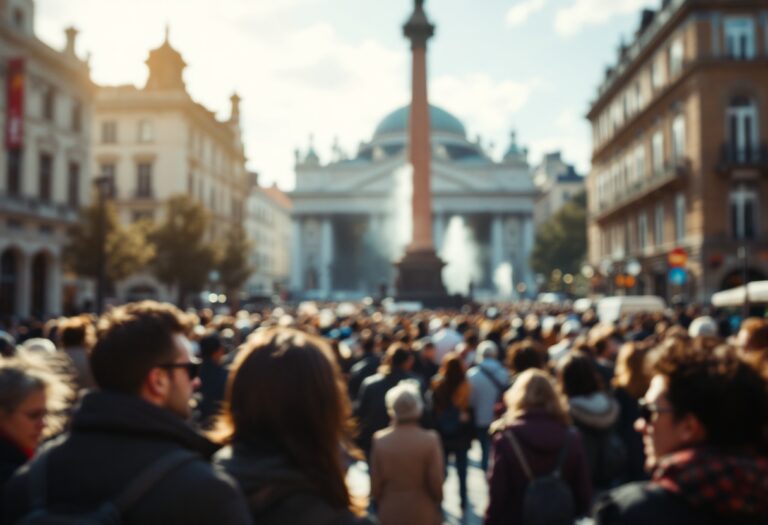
[596,295,667,323]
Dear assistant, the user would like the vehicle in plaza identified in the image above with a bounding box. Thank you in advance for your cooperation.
[596,295,666,323]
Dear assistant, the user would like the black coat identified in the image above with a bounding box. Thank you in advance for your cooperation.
[0,436,28,519]
[196,359,229,427]
[3,391,252,525]
[215,441,373,525]
[593,481,768,525]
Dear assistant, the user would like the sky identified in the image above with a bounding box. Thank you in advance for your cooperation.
[36,0,657,190]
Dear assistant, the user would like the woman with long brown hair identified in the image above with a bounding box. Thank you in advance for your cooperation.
[429,352,473,511]
[212,328,372,525]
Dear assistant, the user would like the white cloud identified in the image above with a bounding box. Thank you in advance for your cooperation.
[506,0,547,27]
[554,0,654,37]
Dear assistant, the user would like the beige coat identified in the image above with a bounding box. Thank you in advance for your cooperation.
[370,423,444,525]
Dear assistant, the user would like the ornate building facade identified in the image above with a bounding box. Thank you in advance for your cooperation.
[0,0,94,318]
[91,29,251,302]
[290,105,537,300]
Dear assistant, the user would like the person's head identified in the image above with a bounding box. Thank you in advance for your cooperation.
[505,339,545,374]
[379,343,413,374]
[612,342,650,400]
[505,369,569,425]
[420,341,437,364]
[58,315,95,350]
[737,318,768,352]
[0,356,72,450]
[688,316,718,339]
[558,351,604,398]
[385,380,423,424]
[213,328,355,511]
[636,344,768,471]
[90,301,197,419]
[477,340,499,361]
[199,333,225,363]
[432,352,466,409]
[0,331,16,358]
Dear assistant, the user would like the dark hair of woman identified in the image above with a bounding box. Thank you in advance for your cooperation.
[431,353,466,412]
[558,350,604,398]
[212,328,357,511]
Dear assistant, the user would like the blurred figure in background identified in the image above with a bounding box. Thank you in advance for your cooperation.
[57,315,96,392]
[371,381,443,525]
[196,332,229,429]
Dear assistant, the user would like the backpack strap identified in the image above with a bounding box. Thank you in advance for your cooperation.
[504,430,534,481]
[110,449,198,513]
[479,366,507,395]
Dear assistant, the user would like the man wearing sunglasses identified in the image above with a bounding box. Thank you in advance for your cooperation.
[4,301,252,525]
[593,342,768,525]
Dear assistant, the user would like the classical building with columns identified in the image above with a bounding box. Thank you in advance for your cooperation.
[290,105,537,300]
[92,29,251,302]
[0,0,94,318]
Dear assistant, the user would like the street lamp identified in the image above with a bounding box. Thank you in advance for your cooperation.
[93,175,112,315]
[738,245,750,319]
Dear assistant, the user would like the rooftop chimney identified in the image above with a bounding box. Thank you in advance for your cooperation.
[64,27,78,57]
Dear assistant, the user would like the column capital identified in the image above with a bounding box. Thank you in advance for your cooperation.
[403,0,435,49]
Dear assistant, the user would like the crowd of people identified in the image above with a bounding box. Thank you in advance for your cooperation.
[0,299,766,524]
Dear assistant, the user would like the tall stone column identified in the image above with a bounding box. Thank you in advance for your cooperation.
[522,215,536,291]
[433,213,445,253]
[290,217,303,293]
[16,251,31,318]
[48,253,63,316]
[320,217,334,297]
[491,214,504,280]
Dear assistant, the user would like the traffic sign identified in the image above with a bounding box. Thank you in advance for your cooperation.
[668,247,688,268]
[668,267,687,286]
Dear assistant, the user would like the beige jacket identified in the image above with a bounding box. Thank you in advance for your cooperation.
[370,423,444,525]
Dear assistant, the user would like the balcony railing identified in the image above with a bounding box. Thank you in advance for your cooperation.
[0,192,79,223]
[717,143,768,174]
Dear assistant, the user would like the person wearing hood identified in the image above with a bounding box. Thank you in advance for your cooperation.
[485,369,592,525]
[3,301,252,525]
[559,350,625,492]
[593,344,768,525]
[213,328,373,525]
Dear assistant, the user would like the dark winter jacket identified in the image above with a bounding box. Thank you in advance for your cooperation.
[215,440,373,525]
[593,448,768,525]
[613,387,646,483]
[0,436,29,519]
[347,355,380,400]
[196,358,229,427]
[485,410,593,525]
[3,391,252,525]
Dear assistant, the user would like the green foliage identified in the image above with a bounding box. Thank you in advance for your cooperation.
[149,195,217,305]
[216,224,254,295]
[531,191,587,281]
[65,202,154,284]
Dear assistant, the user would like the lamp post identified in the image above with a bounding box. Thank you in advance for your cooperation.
[93,175,111,315]
[738,244,750,319]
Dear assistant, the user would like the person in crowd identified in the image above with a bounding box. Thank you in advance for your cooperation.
[370,381,443,525]
[57,315,96,392]
[736,317,768,353]
[593,344,768,524]
[0,356,72,508]
[485,369,592,525]
[3,301,252,525]
[548,320,582,363]
[559,350,624,492]
[355,343,419,459]
[411,339,439,385]
[347,330,380,400]
[505,339,546,383]
[590,328,623,387]
[0,333,15,359]
[212,328,372,525]
[467,340,510,471]
[457,330,480,369]
[687,315,719,339]
[611,342,651,482]
[195,332,229,429]
[430,352,473,510]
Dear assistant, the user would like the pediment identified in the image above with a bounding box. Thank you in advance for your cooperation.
[340,164,480,194]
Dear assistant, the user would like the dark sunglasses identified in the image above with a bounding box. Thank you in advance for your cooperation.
[638,399,674,423]
[157,362,201,380]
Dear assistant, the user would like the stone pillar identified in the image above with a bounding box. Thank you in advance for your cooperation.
[48,253,63,316]
[290,217,303,292]
[522,215,536,291]
[16,251,31,318]
[491,214,504,284]
[433,213,445,253]
[320,217,334,297]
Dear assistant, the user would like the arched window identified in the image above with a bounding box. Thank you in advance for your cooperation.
[727,96,759,162]
[730,184,758,240]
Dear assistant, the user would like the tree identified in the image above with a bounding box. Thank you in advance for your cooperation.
[216,224,254,304]
[531,191,587,290]
[65,202,154,288]
[150,195,217,306]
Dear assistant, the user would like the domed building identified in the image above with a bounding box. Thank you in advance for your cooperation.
[289,104,537,299]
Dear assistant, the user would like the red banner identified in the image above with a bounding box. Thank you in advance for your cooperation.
[5,58,24,149]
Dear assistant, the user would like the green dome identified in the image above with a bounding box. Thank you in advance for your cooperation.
[374,104,466,137]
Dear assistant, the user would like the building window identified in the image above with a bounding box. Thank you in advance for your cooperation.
[136,163,153,198]
[39,154,53,202]
[672,113,686,162]
[675,193,686,243]
[725,17,756,59]
[131,211,154,223]
[634,144,646,182]
[71,100,82,133]
[188,173,195,195]
[669,38,684,76]
[99,163,117,198]
[727,96,759,162]
[638,212,648,251]
[101,121,117,143]
[652,130,664,176]
[138,120,154,143]
[43,88,55,122]
[730,184,758,239]
[12,8,24,28]
[67,162,80,208]
[655,204,665,246]
[651,56,665,90]
[6,149,22,196]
